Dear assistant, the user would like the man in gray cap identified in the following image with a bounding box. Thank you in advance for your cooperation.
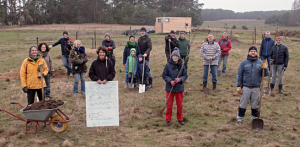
[102,33,116,66]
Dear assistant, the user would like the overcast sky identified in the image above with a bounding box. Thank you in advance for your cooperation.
[200,0,294,12]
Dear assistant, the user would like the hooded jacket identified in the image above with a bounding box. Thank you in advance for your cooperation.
[270,44,289,67]
[165,35,178,55]
[123,41,141,64]
[89,57,116,81]
[236,56,269,88]
[218,37,232,56]
[177,37,190,56]
[20,55,49,89]
[102,39,116,54]
[162,59,188,92]
[138,34,152,61]
[52,37,72,56]
[125,48,138,75]
[70,47,88,74]
[259,37,274,57]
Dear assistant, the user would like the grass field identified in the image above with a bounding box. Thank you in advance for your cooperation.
[0,23,300,147]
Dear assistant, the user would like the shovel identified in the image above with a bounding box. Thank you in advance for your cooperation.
[38,63,45,101]
[128,57,136,89]
[264,59,273,95]
[203,61,211,95]
[139,57,146,93]
[252,60,266,131]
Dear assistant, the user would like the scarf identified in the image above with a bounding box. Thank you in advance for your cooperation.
[41,51,48,58]
[126,41,136,48]
[29,54,41,64]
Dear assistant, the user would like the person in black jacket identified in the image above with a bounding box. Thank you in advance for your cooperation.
[123,35,141,66]
[89,46,116,84]
[162,48,188,126]
[49,31,72,78]
[165,30,178,63]
[270,37,289,94]
[102,33,116,66]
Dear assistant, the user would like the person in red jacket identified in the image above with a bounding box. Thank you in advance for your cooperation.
[217,32,232,75]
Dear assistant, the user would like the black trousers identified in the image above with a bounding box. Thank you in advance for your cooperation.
[27,89,43,105]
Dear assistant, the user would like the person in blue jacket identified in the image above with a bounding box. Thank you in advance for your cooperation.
[125,48,139,88]
[49,31,73,78]
[137,54,150,91]
[162,48,188,126]
[236,46,269,124]
[259,31,274,74]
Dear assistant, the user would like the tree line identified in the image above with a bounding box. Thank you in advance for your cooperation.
[0,0,204,26]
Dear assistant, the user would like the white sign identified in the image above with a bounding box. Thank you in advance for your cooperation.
[85,81,119,127]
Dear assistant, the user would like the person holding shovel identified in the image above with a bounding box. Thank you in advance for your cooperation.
[270,36,289,94]
[20,46,49,105]
[38,43,54,99]
[125,48,139,89]
[259,31,274,75]
[162,48,188,126]
[217,32,232,76]
[89,46,116,84]
[102,33,116,67]
[137,54,150,91]
[200,34,221,92]
[236,46,269,124]
[165,30,178,63]
[177,32,190,70]
[49,31,73,79]
[138,27,153,89]
[70,40,88,95]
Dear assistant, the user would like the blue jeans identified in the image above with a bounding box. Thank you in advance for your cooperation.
[125,73,138,85]
[145,60,152,78]
[203,65,217,83]
[217,55,228,74]
[73,72,85,94]
[44,72,51,96]
[62,55,72,76]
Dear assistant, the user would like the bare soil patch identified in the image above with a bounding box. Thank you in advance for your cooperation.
[24,100,64,111]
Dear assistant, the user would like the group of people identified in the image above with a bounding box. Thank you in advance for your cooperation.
[19,28,289,126]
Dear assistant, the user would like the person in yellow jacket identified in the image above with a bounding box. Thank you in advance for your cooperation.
[20,46,49,105]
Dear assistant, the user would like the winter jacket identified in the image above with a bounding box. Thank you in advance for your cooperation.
[177,37,190,56]
[270,44,289,67]
[259,37,274,57]
[102,39,116,54]
[52,37,72,56]
[20,56,49,89]
[125,50,138,75]
[137,58,150,81]
[200,41,221,65]
[165,35,178,55]
[138,34,152,61]
[236,56,269,88]
[40,51,54,72]
[162,59,188,92]
[89,57,116,81]
[70,48,88,74]
[218,37,232,56]
[123,42,141,64]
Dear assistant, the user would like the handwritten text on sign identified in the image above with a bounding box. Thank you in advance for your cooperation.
[85,81,119,127]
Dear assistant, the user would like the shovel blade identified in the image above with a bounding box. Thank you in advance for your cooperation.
[139,84,145,93]
[264,87,271,95]
[128,83,135,89]
[217,70,221,77]
[204,87,210,95]
[252,119,264,131]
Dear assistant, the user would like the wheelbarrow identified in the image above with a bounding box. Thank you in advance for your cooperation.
[0,101,70,135]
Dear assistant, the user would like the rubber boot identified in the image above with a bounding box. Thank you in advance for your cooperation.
[213,82,217,92]
[279,85,284,94]
[124,82,128,88]
[147,78,152,89]
[237,107,246,123]
[202,82,207,92]
[270,84,275,91]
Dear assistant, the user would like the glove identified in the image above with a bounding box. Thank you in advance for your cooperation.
[175,78,181,83]
[261,62,267,69]
[107,47,112,50]
[49,45,53,48]
[283,67,287,71]
[170,80,176,87]
[205,56,212,61]
[22,87,28,93]
[50,71,54,76]
[123,64,125,66]
[237,87,242,95]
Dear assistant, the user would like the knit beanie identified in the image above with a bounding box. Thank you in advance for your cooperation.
[276,36,282,40]
[138,54,143,58]
[248,46,257,52]
[171,47,181,59]
[129,35,135,40]
[170,30,175,34]
[140,27,146,32]
[105,33,110,38]
[63,31,68,35]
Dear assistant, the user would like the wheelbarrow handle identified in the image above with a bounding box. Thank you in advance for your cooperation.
[10,102,24,108]
[0,109,1,111]
[11,102,16,104]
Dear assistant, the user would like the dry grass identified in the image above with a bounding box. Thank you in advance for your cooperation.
[5,127,19,137]
[0,138,7,147]
[62,139,72,147]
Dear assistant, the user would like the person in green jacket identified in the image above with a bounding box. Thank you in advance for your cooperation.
[177,32,190,69]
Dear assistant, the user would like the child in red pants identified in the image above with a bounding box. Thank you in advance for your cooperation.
[162,48,188,126]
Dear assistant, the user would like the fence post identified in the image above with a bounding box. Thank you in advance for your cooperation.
[94,30,96,49]
[76,31,78,40]
[37,37,38,46]
[254,26,256,44]
[92,38,94,49]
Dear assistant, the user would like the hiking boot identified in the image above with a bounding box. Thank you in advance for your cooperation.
[148,78,153,88]
[213,82,217,92]
[178,121,185,126]
[124,82,128,88]
[270,84,275,91]
[46,95,53,99]
[202,82,207,92]
[279,85,284,94]
[222,73,225,76]
[166,121,171,126]
[251,115,258,122]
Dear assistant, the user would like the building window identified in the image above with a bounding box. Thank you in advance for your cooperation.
[158,18,161,22]
[186,23,188,27]
[165,18,169,22]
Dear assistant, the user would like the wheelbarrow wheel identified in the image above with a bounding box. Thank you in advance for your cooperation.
[50,115,68,133]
